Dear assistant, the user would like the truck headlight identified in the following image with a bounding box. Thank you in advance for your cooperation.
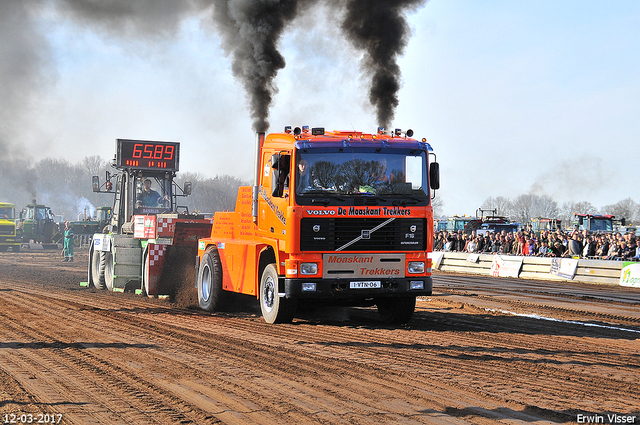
[300,262,318,275]
[302,282,316,292]
[410,281,424,290]
[408,261,425,274]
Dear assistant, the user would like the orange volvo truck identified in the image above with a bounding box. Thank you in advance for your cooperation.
[196,126,440,324]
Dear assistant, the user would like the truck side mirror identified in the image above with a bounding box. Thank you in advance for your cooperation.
[92,176,100,192]
[429,162,440,190]
[184,181,192,196]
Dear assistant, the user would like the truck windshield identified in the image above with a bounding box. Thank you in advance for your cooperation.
[135,176,172,213]
[36,208,47,220]
[0,207,14,219]
[591,218,613,232]
[447,219,469,232]
[294,148,429,204]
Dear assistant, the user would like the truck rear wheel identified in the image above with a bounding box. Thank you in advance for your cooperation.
[376,296,416,324]
[91,249,106,290]
[259,264,297,324]
[197,247,227,311]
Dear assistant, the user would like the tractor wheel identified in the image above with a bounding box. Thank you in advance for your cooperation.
[197,247,228,311]
[91,249,106,289]
[376,296,416,325]
[142,250,151,296]
[259,264,296,324]
[104,249,114,291]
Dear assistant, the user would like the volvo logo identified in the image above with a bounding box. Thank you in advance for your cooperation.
[410,225,417,233]
[313,225,321,232]
[307,209,335,216]
[361,230,371,239]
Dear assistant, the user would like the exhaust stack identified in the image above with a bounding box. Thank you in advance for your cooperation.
[252,132,266,223]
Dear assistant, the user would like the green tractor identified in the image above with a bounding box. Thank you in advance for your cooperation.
[17,201,61,249]
[70,206,113,245]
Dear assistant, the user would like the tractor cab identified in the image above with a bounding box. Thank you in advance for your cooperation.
[92,139,192,234]
[134,173,173,214]
[17,202,57,243]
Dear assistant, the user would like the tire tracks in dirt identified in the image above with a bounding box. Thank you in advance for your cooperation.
[2,252,640,423]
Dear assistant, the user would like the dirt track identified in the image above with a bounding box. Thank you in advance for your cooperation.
[1,250,639,424]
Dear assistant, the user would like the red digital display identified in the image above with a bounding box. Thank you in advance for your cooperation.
[116,139,179,171]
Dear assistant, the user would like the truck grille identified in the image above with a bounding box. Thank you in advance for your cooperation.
[300,218,426,252]
[0,225,15,236]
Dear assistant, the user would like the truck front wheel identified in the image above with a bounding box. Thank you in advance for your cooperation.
[197,247,227,311]
[259,264,297,324]
[376,296,416,324]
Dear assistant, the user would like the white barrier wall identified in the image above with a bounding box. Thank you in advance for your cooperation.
[430,251,626,286]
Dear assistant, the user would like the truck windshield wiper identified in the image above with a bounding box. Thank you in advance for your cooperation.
[392,197,421,206]
[311,198,330,205]
[352,193,391,205]
[304,191,347,204]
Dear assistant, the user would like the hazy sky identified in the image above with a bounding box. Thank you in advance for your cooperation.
[2,1,638,215]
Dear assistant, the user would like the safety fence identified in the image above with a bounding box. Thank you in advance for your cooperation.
[430,251,640,287]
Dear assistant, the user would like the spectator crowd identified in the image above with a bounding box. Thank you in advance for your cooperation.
[434,228,640,262]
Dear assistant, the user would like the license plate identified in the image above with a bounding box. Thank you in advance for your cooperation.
[350,281,381,289]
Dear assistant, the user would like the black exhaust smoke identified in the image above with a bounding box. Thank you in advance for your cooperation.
[339,0,428,130]
[214,0,426,132]
[213,0,301,133]
[8,0,427,144]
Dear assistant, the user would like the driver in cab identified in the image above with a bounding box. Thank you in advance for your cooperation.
[139,179,166,207]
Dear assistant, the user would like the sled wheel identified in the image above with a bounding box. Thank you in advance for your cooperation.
[91,249,106,290]
[141,250,152,296]
[259,264,296,324]
[104,249,114,291]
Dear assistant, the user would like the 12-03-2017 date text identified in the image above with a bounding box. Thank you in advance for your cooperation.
[3,413,63,424]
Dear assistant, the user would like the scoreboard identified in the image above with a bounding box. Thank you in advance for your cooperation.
[116,139,179,171]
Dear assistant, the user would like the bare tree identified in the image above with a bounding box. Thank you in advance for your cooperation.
[175,173,248,214]
[481,196,512,217]
[81,155,110,178]
[431,196,443,217]
[510,194,536,224]
[531,194,559,219]
[601,198,638,224]
[559,201,599,224]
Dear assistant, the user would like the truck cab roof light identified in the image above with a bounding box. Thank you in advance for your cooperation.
[311,127,324,135]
